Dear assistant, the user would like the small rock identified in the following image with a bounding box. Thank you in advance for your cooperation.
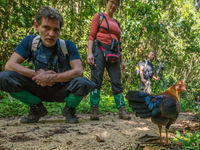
[66,140,72,145]
[95,135,105,142]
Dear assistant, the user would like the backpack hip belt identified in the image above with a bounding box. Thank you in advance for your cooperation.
[95,40,120,64]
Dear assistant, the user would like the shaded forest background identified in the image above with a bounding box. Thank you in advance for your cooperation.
[0,0,200,108]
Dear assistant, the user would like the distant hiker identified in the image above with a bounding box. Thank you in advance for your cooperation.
[139,51,160,94]
[0,6,96,123]
[87,0,131,121]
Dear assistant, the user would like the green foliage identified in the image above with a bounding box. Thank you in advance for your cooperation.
[0,0,200,113]
[174,130,200,150]
[0,94,132,118]
[44,102,63,115]
[0,98,29,117]
[0,91,7,99]
[173,111,200,149]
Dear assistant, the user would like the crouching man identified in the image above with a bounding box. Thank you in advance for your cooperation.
[0,6,96,123]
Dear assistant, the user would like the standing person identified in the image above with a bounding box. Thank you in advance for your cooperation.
[0,6,96,124]
[139,51,160,94]
[87,0,131,120]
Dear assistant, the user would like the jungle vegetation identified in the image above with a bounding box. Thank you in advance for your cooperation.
[0,0,199,148]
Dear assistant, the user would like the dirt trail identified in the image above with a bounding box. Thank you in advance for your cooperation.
[0,112,198,150]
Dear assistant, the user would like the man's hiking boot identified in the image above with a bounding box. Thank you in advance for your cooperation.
[20,103,48,123]
[90,106,99,120]
[119,106,131,120]
[62,105,78,123]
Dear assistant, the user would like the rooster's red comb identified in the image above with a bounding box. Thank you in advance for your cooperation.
[177,80,184,85]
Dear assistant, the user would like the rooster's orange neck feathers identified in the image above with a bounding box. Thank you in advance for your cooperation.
[163,85,181,101]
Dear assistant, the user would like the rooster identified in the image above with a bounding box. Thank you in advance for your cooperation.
[126,80,186,144]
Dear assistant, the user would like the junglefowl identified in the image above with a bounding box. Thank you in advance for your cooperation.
[126,80,186,144]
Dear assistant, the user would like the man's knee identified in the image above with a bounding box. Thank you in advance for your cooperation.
[0,71,14,84]
[73,77,85,83]
[0,71,27,92]
[0,71,9,80]
[73,77,95,87]
[68,77,96,97]
[0,71,15,91]
[0,71,20,79]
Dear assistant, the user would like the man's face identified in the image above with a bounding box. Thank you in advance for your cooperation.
[34,17,61,47]
[148,52,155,62]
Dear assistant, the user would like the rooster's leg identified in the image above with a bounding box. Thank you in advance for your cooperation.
[158,126,162,143]
[165,128,168,144]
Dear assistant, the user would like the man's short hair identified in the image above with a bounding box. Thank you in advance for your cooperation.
[148,51,156,56]
[35,6,63,28]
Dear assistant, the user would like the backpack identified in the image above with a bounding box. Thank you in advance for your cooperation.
[31,35,68,56]
[30,35,69,72]
[135,60,148,77]
[97,13,121,63]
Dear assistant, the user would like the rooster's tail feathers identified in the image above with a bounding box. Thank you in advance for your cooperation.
[126,91,161,118]
[126,91,149,103]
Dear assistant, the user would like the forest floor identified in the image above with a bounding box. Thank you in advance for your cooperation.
[0,112,198,150]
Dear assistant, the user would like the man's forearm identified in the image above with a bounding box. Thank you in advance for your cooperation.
[5,63,37,78]
[139,69,145,81]
[50,69,83,83]
[140,74,145,81]
[153,76,160,80]
[153,76,157,80]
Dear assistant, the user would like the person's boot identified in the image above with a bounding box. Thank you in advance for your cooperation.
[20,103,48,123]
[62,105,79,123]
[90,105,99,120]
[119,106,131,120]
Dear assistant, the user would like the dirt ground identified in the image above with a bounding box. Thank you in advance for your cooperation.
[0,112,198,150]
